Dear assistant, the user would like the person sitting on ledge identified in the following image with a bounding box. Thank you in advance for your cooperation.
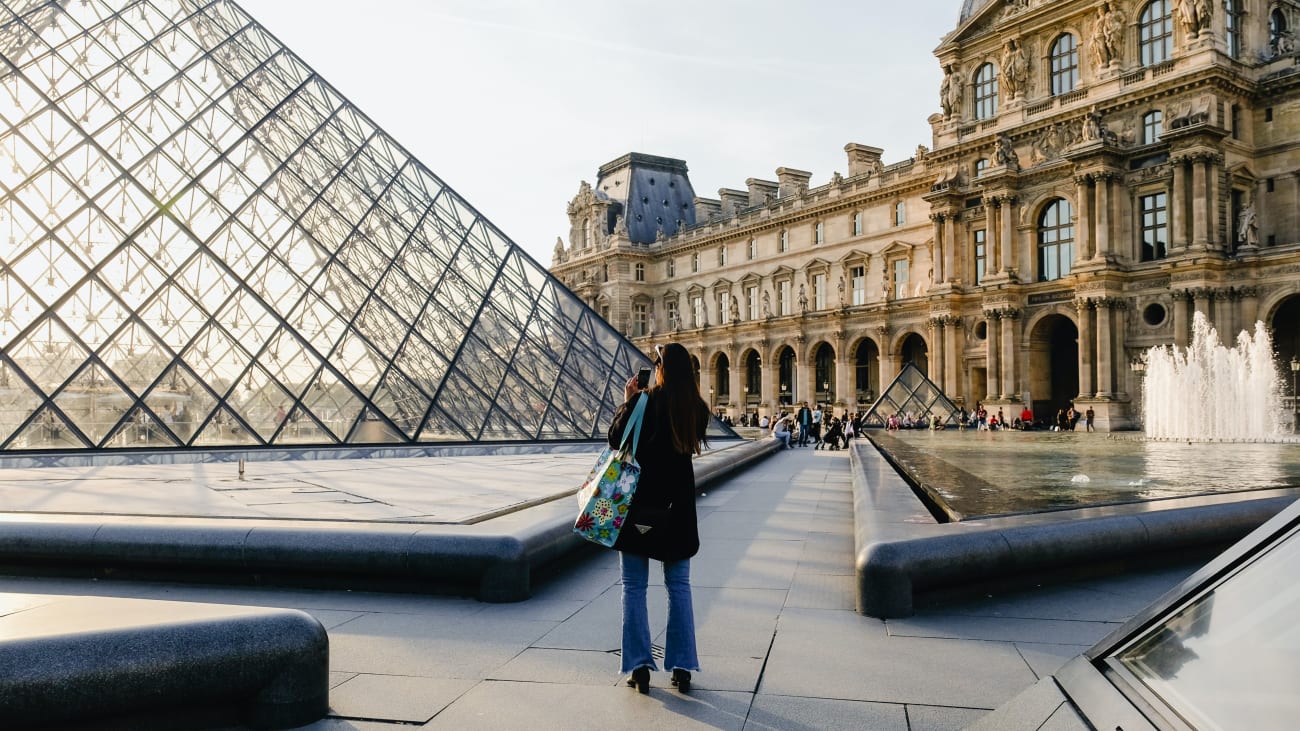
[771,416,792,449]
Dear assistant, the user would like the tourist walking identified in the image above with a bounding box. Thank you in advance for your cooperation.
[606,342,709,694]
[797,402,811,447]
[1085,407,1095,432]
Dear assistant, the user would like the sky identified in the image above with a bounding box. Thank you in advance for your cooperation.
[236,1,961,267]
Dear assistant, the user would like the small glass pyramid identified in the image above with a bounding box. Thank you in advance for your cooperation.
[0,0,661,450]
[860,363,960,428]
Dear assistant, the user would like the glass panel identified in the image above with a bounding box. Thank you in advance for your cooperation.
[1114,526,1300,730]
[0,0,730,455]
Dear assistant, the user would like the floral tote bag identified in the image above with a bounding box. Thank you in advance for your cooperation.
[574,393,648,547]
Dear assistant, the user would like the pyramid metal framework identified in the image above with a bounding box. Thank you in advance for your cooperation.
[0,0,658,450]
[860,363,960,428]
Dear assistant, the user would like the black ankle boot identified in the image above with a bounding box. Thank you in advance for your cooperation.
[670,668,691,693]
[625,666,649,694]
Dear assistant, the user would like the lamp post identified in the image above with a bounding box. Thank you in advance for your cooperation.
[1291,357,1300,433]
[1130,357,1147,431]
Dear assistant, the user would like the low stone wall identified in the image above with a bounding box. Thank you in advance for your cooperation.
[849,440,1299,618]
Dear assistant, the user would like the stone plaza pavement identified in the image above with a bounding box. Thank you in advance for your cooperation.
[0,445,1201,730]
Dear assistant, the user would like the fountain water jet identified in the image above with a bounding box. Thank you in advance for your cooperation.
[1141,311,1289,441]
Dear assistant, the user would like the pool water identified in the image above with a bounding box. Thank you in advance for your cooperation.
[867,429,1300,520]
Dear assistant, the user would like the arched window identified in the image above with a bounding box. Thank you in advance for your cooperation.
[581,218,590,248]
[1142,110,1163,144]
[1271,8,1289,56]
[1225,0,1241,59]
[1140,1,1173,67]
[974,62,999,120]
[778,348,796,405]
[1038,199,1074,281]
[815,343,835,402]
[1050,34,1079,96]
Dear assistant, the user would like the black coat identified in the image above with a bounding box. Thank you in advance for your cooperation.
[606,390,707,562]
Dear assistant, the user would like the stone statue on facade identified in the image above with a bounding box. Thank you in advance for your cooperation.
[1080,106,1104,141]
[1001,38,1029,101]
[1238,202,1259,247]
[613,214,628,236]
[729,295,740,323]
[798,284,808,313]
[552,236,566,265]
[1174,0,1212,36]
[940,64,963,119]
[837,276,846,307]
[1092,2,1126,69]
[993,133,1019,169]
[762,290,772,319]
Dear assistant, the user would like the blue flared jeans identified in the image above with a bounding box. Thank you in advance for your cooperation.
[619,552,700,675]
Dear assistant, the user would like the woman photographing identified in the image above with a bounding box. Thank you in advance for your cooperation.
[607,342,709,694]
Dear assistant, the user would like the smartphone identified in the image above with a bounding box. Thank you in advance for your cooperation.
[636,367,651,390]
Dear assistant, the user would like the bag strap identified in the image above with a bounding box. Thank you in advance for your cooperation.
[618,392,649,456]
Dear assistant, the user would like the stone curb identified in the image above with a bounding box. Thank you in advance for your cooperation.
[849,439,1298,618]
[0,439,779,603]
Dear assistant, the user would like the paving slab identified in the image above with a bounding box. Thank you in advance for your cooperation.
[0,441,1211,729]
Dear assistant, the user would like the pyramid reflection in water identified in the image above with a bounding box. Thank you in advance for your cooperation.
[860,363,960,428]
[0,0,647,450]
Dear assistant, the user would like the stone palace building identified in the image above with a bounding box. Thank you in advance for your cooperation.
[549,0,1300,431]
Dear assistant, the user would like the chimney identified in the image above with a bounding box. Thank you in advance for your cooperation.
[775,167,812,199]
[746,178,779,207]
[718,188,748,216]
[845,143,885,177]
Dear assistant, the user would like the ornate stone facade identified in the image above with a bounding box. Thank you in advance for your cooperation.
[550,0,1300,431]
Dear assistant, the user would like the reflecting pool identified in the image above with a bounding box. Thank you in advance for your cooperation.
[867,430,1300,520]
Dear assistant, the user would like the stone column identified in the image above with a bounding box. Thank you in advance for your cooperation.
[1000,309,1018,400]
[1076,299,1095,398]
[1096,299,1115,397]
[728,349,742,415]
[1192,288,1211,329]
[795,344,811,406]
[1171,156,1188,251]
[1191,154,1209,250]
[1075,175,1094,264]
[929,318,946,391]
[759,348,774,415]
[944,213,958,285]
[1171,290,1191,349]
[875,326,895,387]
[1206,155,1222,251]
[1095,173,1113,260]
[930,214,946,284]
[944,317,960,400]
[1000,196,1016,276]
[834,332,849,408]
[1240,286,1260,331]
[985,312,1001,401]
[700,363,714,410]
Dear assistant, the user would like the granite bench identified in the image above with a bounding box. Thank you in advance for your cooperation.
[0,593,328,729]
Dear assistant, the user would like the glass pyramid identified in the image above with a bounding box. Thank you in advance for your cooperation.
[0,0,653,450]
[860,363,960,428]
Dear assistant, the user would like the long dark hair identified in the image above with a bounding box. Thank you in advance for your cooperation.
[650,342,708,455]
